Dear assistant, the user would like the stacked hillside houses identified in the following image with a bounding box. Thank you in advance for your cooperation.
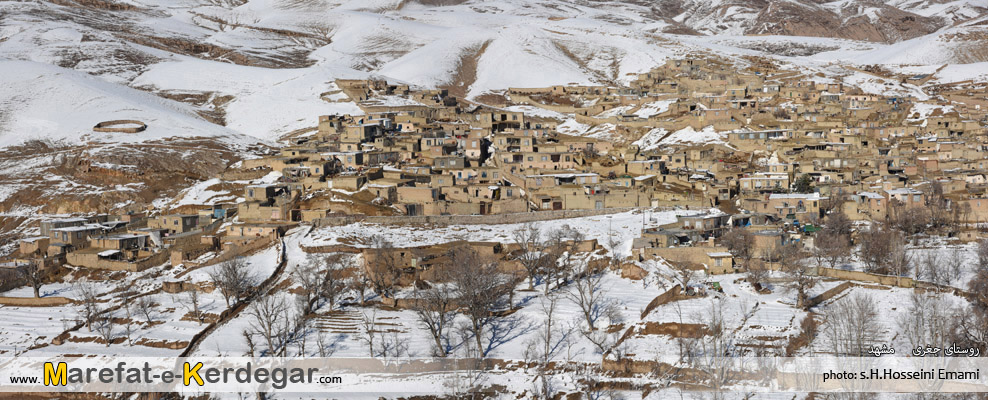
[9,56,988,278]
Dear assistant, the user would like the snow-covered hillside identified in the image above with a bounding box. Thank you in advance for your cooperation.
[0,0,986,142]
[0,60,257,148]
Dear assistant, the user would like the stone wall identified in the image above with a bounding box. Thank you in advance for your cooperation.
[67,250,170,272]
[313,207,638,227]
[0,296,74,307]
[92,120,147,133]
[815,267,914,288]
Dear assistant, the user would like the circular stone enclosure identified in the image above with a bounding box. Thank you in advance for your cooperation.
[93,120,147,133]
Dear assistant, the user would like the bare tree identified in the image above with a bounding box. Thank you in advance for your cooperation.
[447,244,511,357]
[94,312,115,347]
[542,228,569,294]
[136,295,156,325]
[321,254,350,310]
[412,269,457,357]
[858,223,895,274]
[351,264,370,306]
[943,247,966,286]
[19,263,44,298]
[926,181,952,233]
[186,287,204,325]
[889,201,930,235]
[378,329,411,359]
[887,233,911,282]
[721,228,754,268]
[512,223,546,290]
[76,283,100,332]
[293,255,323,316]
[822,293,883,356]
[523,294,573,400]
[823,211,853,237]
[696,299,743,394]
[812,230,851,270]
[778,243,814,308]
[359,310,377,357]
[918,251,944,285]
[821,190,847,216]
[978,239,988,273]
[292,253,351,315]
[666,250,700,293]
[746,258,770,289]
[957,264,988,352]
[605,224,624,267]
[566,262,613,331]
[367,235,403,307]
[898,292,953,351]
[123,303,134,345]
[247,294,289,356]
[208,257,254,307]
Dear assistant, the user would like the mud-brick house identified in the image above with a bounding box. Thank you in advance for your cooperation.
[739,172,789,194]
[225,222,295,239]
[742,193,826,222]
[884,187,924,208]
[198,204,237,221]
[148,214,200,234]
[847,191,888,220]
[366,182,400,204]
[239,184,299,222]
[433,156,467,170]
[638,245,735,274]
[65,233,165,272]
[627,160,665,176]
[49,224,109,252]
[89,234,149,252]
[330,171,374,191]
[39,217,87,237]
[751,229,790,259]
[677,212,731,237]
[19,237,49,256]
[523,173,599,190]
[323,151,364,169]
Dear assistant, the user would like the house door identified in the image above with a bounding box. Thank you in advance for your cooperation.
[552,201,563,210]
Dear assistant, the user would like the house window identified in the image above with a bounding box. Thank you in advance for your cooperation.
[174,220,179,226]
[527,156,533,161]
[507,189,513,197]
[541,156,548,161]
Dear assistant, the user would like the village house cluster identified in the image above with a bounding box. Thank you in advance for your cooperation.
[7,56,988,283]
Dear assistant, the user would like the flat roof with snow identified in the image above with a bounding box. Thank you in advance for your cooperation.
[769,193,825,200]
